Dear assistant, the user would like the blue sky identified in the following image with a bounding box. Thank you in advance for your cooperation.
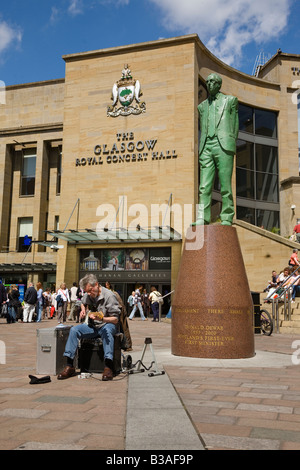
[0,0,299,86]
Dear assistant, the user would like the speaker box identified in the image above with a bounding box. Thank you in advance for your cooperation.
[36,325,72,375]
[78,334,122,375]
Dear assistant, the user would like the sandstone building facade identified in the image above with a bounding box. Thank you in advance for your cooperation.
[0,34,299,298]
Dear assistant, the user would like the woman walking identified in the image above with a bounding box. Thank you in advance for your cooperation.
[56,283,70,323]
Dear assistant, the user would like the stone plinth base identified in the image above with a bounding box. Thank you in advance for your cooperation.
[171,225,255,359]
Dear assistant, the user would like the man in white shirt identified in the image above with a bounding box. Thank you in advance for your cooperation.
[149,286,162,322]
[68,282,78,321]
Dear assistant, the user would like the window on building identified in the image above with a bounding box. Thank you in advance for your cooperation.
[236,206,255,225]
[255,108,277,138]
[236,141,279,204]
[255,144,279,202]
[236,206,280,232]
[54,215,59,231]
[17,217,33,252]
[239,104,277,138]
[20,149,36,196]
[236,105,279,232]
[236,141,255,199]
[56,148,62,195]
[239,104,254,134]
[256,209,280,232]
[51,215,60,249]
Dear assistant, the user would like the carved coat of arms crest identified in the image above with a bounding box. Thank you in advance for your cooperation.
[107,65,146,117]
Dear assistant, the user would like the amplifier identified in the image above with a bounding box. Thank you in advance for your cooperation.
[78,334,122,375]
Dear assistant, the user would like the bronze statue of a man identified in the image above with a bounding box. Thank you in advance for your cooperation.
[194,73,239,226]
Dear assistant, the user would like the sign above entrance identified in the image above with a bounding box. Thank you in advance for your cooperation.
[78,247,171,283]
[107,65,146,117]
[94,270,171,282]
[79,247,172,273]
[75,131,178,167]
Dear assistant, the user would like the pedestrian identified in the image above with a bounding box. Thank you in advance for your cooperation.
[36,282,43,322]
[0,280,7,318]
[263,270,279,292]
[23,282,37,323]
[56,283,70,323]
[127,291,135,315]
[43,288,51,319]
[289,249,300,269]
[166,306,172,319]
[7,284,21,323]
[277,267,291,284]
[49,290,57,319]
[68,282,78,321]
[142,288,150,319]
[74,285,84,322]
[149,286,162,322]
[293,222,300,243]
[128,285,146,321]
[112,256,118,271]
[291,269,300,302]
[266,267,292,302]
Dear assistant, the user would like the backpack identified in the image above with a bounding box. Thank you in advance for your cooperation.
[56,294,63,307]
[154,291,164,304]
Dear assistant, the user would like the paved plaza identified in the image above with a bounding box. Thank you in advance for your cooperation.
[1,316,300,451]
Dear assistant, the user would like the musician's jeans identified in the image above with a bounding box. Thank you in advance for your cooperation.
[63,322,117,361]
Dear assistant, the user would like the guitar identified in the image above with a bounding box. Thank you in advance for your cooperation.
[84,310,104,325]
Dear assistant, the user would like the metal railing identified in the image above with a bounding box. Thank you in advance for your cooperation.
[154,271,299,330]
[158,290,174,322]
[264,266,300,333]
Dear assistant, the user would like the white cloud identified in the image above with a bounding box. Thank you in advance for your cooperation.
[50,7,60,24]
[148,0,293,66]
[0,21,22,56]
[51,0,130,24]
[68,0,129,14]
[68,0,84,16]
[99,0,130,5]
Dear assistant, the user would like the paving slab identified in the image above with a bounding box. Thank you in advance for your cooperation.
[126,370,205,450]
[1,317,300,451]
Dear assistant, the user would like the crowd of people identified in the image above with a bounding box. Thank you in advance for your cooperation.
[127,285,165,322]
[0,281,84,324]
[264,249,300,302]
[0,275,172,381]
[0,280,169,324]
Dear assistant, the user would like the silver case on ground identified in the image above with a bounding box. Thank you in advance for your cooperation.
[36,326,72,375]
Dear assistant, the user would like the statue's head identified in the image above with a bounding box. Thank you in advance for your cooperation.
[206,73,222,97]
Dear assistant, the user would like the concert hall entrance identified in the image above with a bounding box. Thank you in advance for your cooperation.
[78,246,172,317]
[119,282,171,317]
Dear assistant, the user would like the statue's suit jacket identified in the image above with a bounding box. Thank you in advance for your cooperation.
[198,93,239,155]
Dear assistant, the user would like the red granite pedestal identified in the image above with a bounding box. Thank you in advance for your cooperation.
[171,225,255,359]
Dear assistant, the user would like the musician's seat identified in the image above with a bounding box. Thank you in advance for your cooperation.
[77,333,122,375]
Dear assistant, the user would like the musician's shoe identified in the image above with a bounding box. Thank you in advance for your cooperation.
[102,367,113,381]
[57,365,76,380]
